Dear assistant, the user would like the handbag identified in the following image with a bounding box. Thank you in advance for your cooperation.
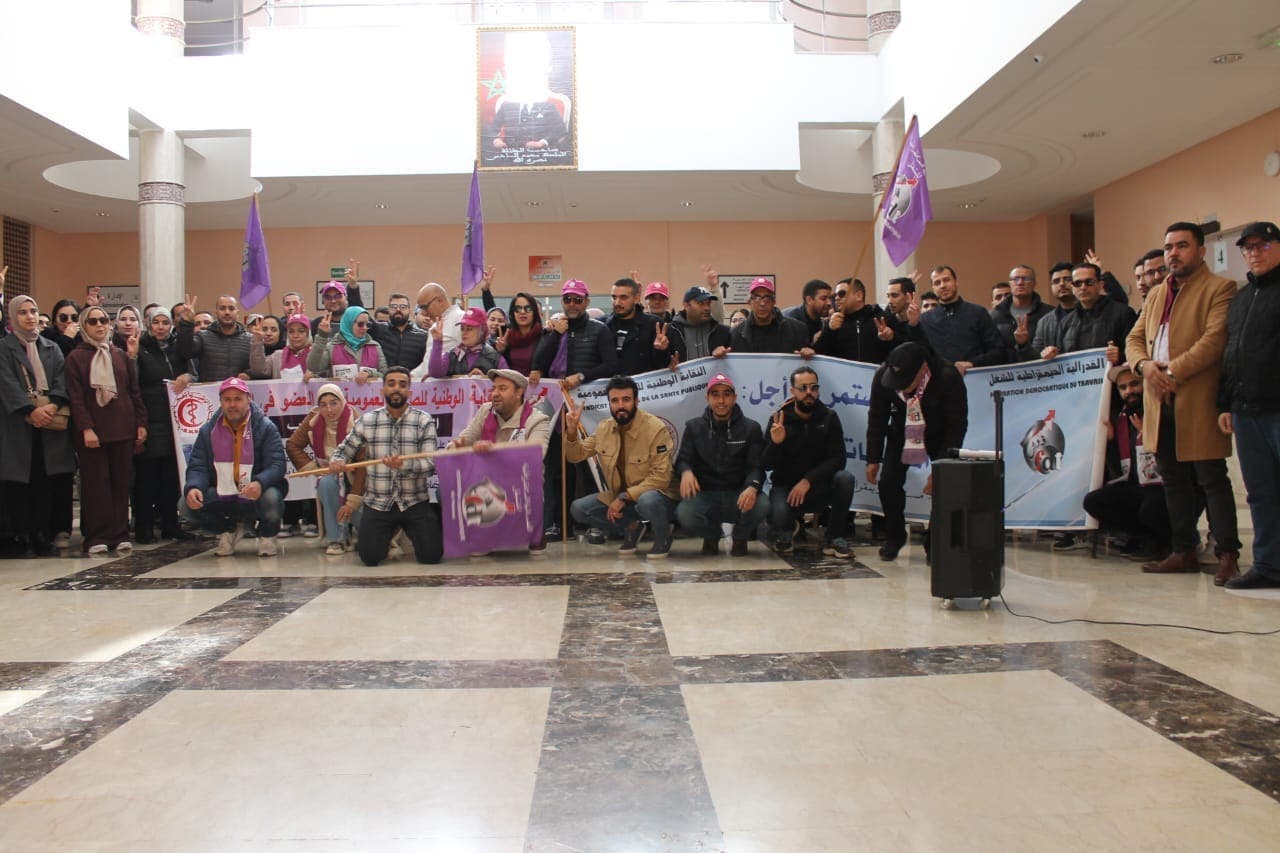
[23,364,70,431]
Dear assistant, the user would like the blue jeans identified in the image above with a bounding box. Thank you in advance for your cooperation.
[570,491,679,546]
[768,470,855,542]
[1234,410,1280,579]
[178,486,284,537]
[316,473,363,544]
[675,490,768,541]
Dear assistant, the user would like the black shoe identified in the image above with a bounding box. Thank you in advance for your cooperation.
[878,541,904,561]
[730,538,749,557]
[1224,569,1280,590]
[543,525,562,543]
[135,532,157,545]
[701,538,720,556]
[30,537,56,558]
[586,528,607,546]
[618,525,641,555]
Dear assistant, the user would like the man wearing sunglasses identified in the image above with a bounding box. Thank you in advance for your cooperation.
[727,278,811,356]
[762,366,856,558]
[1036,262,1136,364]
[413,282,462,379]
[533,279,617,391]
[368,292,428,373]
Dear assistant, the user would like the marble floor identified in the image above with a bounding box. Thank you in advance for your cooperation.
[1,517,1278,851]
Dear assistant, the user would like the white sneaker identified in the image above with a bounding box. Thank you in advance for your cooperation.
[301,524,320,538]
[214,527,242,557]
[87,543,109,556]
[53,532,71,549]
[325,541,346,556]
[258,536,279,557]
[277,525,295,539]
[115,541,133,554]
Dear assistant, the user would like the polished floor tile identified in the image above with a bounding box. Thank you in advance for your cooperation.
[0,589,243,662]
[0,688,549,849]
[0,690,44,716]
[224,586,569,661]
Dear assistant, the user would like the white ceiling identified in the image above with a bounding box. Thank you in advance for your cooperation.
[3,0,1279,234]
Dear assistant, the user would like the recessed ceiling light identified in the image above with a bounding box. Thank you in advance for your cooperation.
[680,201,695,207]
[567,202,578,208]
[957,202,979,210]
[374,203,388,209]
[1081,129,1107,138]
[1211,52,1244,64]
[50,208,60,214]
[526,201,543,207]
[96,211,110,217]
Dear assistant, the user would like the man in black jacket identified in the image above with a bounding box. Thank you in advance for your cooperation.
[816,278,897,364]
[1061,262,1137,364]
[1219,221,1280,590]
[866,343,968,560]
[606,278,680,375]
[1030,262,1079,359]
[919,265,1007,373]
[762,366,855,557]
[990,265,1053,362]
[174,295,252,382]
[532,279,618,390]
[368,292,428,373]
[781,278,832,344]
[729,278,813,356]
[669,286,731,361]
[675,372,767,556]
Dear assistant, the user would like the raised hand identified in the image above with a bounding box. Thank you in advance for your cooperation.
[85,288,102,307]
[701,264,717,286]
[908,269,922,286]
[126,333,140,359]
[495,330,509,353]
[345,259,359,284]
[175,295,197,323]
[250,323,265,341]
[429,319,443,341]
[481,266,496,290]
[562,394,582,435]
[1085,249,1102,271]
[653,322,669,351]
[1105,340,1120,364]
[828,310,845,330]
[318,314,332,335]
[628,269,641,284]
[905,292,921,325]
[769,409,786,445]
[875,316,894,341]
[1014,314,1029,345]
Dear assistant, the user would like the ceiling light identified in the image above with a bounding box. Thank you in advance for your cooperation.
[1211,52,1244,64]
[525,201,543,207]
[96,211,110,217]
[374,203,388,209]
[567,202,578,208]
[1080,130,1107,139]
[680,201,695,207]
[957,202,979,210]
[50,208,60,214]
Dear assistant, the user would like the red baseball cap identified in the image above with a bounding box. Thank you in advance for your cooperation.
[749,277,775,294]
[644,281,670,299]
[219,376,250,396]
[706,373,735,391]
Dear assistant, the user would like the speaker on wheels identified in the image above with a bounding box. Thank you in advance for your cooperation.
[929,459,1004,601]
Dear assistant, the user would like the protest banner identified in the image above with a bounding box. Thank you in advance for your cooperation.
[436,442,544,558]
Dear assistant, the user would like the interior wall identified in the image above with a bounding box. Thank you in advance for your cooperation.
[1094,106,1280,283]
[29,218,1050,313]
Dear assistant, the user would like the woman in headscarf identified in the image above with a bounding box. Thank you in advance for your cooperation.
[249,313,311,379]
[0,296,76,556]
[64,305,147,555]
[286,383,367,555]
[493,292,543,377]
[259,314,285,356]
[112,305,143,352]
[37,299,81,545]
[41,299,81,356]
[427,306,505,378]
[307,306,386,384]
[133,307,195,543]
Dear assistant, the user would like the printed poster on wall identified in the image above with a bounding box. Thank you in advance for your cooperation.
[477,27,576,171]
[528,255,564,287]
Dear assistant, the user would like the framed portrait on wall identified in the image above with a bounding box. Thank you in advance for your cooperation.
[477,26,577,171]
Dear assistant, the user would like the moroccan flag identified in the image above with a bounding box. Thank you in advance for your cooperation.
[460,164,485,294]
[437,441,544,559]
[879,116,933,267]
[239,195,272,309]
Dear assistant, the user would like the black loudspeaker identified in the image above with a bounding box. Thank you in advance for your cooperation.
[929,459,1004,601]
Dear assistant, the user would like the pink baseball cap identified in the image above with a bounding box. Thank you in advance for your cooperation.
[284,313,311,330]
[459,306,488,327]
[321,281,345,296]
[749,277,775,294]
[219,376,250,396]
[706,373,735,391]
[561,279,589,297]
[644,281,670,299]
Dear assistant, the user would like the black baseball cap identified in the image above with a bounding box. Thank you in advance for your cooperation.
[683,286,719,303]
[880,343,929,392]
[1236,221,1280,246]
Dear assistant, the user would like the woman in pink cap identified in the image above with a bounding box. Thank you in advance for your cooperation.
[250,313,313,379]
[427,306,506,377]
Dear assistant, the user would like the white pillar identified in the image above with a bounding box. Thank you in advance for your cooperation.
[138,129,185,310]
[867,0,901,53]
[870,115,914,306]
[134,0,185,58]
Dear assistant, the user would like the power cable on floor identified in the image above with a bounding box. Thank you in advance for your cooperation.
[998,594,1280,636]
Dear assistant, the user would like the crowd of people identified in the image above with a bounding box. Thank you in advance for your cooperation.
[0,220,1276,589]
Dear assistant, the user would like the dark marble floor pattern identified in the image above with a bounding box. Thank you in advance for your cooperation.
[1,540,1278,847]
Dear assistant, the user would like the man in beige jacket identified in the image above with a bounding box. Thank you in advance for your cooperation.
[1125,221,1240,583]
[564,375,680,559]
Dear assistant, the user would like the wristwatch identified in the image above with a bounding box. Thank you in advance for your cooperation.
[1134,359,1147,377]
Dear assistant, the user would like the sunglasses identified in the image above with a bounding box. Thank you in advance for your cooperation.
[562,295,586,305]
[512,304,534,313]
[794,383,820,393]
[83,317,110,326]
[354,321,369,328]
[58,313,78,322]
[1071,279,1100,288]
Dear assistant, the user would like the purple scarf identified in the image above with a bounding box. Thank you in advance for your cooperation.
[480,401,535,442]
[281,344,310,372]
[331,342,380,369]
[899,365,931,465]
[210,416,255,502]
[549,333,570,378]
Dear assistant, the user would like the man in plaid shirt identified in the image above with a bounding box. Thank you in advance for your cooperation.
[329,366,443,565]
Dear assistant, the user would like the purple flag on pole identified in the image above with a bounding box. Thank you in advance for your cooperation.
[879,117,933,267]
[437,442,544,558]
[239,195,272,310]
[460,164,485,295]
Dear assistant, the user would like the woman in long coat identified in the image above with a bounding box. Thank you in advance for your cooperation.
[0,296,77,556]
[134,308,195,542]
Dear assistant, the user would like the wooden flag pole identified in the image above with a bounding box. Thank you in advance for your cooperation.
[849,115,918,287]
[285,441,541,478]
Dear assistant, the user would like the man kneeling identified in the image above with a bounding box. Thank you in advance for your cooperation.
[180,377,288,556]
[329,366,443,566]
[565,375,680,559]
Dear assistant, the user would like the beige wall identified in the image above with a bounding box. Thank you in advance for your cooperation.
[29,217,1056,313]
[1095,107,1280,283]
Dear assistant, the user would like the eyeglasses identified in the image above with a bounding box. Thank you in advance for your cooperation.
[388,304,410,311]
[83,317,110,326]
[793,383,820,393]
[750,293,776,303]
[1050,277,1072,286]
[1240,240,1274,255]
[1141,266,1167,278]
[512,304,534,313]
[1010,276,1034,283]
[1071,278,1099,288]
[57,313,78,322]
[562,295,586,305]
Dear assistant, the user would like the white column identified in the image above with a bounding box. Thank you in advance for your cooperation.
[134,0,185,58]
[138,129,185,310]
[866,0,901,53]
[870,115,913,306]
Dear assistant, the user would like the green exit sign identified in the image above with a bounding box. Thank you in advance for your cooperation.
[329,266,347,279]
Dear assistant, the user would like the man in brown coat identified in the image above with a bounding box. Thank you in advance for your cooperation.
[1125,221,1240,583]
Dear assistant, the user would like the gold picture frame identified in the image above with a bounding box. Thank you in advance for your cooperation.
[477,26,577,171]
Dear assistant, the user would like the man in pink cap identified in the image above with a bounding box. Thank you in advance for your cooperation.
[607,277,683,375]
[675,372,767,556]
[728,277,812,356]
[180,376,289,557]
[644,281,675,323]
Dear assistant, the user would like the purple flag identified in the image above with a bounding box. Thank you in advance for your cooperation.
[437,442,544,558]
[879,117,933,267]
[460,164,485,294]
[239,195,272,309]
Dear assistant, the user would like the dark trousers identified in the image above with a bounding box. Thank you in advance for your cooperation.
[768,470,856,541]
[51,471,73,538]
[1234,410,1280,579]
[77,438,134,550]
[1083,481,1170,548]
[1155,403,1240,555]
[2,431,55,545]
[357,500,443,566]
[133,455,181,537]
[878,456,911,546]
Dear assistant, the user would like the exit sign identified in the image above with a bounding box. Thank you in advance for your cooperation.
[329,266,347,279]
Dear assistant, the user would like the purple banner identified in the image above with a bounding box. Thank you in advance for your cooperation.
[436,442,544,558]
[460,164,485,294]
[239,195,272,310]
[879,116,933,267]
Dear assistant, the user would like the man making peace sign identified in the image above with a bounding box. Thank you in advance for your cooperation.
[606,277,683,374]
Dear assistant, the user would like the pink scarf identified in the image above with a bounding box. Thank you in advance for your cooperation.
[899,365,931,465]
[281,344,310,372]
[481,401,535,442]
